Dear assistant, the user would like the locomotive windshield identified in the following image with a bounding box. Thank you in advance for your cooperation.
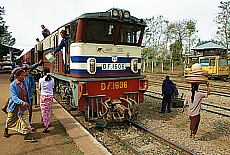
[85,20,143,45]
[86,20,115,42]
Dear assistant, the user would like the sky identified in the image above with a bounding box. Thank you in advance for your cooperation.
[0,0,223,52]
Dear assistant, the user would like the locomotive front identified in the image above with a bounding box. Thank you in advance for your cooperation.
[39,8,148,124]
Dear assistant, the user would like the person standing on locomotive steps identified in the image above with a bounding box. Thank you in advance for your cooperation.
[41,24,50,38]
[39,67,54,133]
[51,29,70,55]
[160,75,174,113]
[182,82,210,140]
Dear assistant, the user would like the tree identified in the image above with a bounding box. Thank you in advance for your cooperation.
[0,6,15,46]
[170,40,181,62]
[167,19,197,63]
[142,16,170,65]
[214,1,230,56]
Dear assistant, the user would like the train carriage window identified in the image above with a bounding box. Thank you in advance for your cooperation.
[86,20,115,42]
[200,59,209,66]
[218,58,228,66]
[210,59,215,66]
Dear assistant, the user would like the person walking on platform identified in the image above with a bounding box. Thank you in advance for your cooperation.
[3,68,36,142]
[39,67,54,133]
[182,82,210,140]
[160,75,174,113]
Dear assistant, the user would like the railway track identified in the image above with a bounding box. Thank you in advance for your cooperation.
[149,80,230,98]
[144,90,230,117]
[103,120,197,155]
[54,93,197,155]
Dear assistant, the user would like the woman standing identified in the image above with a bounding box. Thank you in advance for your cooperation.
[4,68,35,142]
[39,67,54,133]
[182,82,210,140]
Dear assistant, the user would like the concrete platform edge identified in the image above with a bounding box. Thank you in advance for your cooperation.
[52,101,112,155]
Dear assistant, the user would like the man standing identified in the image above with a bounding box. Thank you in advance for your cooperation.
[160,75,174,113]
[41,24,50,38]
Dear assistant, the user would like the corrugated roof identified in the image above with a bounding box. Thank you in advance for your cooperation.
[191,42,226,50]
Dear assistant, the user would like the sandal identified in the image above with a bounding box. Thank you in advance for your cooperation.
[3,128,9,138]
[43,128,49,133]
[24,135,36,142]
[30,127,35,131]
[1,108,8,114]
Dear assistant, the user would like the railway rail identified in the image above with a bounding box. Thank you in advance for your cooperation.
[103,120,197,155]
[144,90,230,117]
[55,92,197,154]
[149,80,230,98]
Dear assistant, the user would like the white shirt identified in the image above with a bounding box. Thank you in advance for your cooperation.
[39,75,54,95]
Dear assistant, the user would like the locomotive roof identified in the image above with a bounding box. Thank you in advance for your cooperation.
[57,8,147,30]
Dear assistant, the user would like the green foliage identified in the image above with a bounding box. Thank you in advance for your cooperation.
[0,6,15,46]
[141,48,153,60]
[142,17,197,65]
[170,40,181,61]
[214,1,230,54]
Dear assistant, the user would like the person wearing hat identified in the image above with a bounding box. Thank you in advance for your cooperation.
[182,82,210,140]
[1,60,42,114]
[53,29,70,55]
[3,68,36,142]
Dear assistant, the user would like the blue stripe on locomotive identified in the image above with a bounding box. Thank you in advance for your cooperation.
[70,56,141,74]
[70,56,141,63]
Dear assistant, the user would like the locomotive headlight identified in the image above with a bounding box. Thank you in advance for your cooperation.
[131,58,138,73]
[87,58,96,74]
[112,9,119,17]
[123,11,130,18]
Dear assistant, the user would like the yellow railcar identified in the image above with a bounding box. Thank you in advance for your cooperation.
[199,56,229,80]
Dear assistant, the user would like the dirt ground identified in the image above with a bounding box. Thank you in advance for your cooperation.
[0,73,83,155]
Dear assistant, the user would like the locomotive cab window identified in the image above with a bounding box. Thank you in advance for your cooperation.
[86,20,115,42]
[118,24,141,45]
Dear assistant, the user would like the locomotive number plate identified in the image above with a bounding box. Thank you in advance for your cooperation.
[102,63,126,70]
[101,81,128,90]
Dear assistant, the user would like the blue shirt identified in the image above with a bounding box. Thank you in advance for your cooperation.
[54,35,70,54]
[162,78,174,95]
[24,74,36,99]
[8,80,31,113]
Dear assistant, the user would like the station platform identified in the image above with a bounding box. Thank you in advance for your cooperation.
[0,73,111,155]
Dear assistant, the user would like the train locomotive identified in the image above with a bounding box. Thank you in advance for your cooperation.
[199,56,229,81]
[26,8,148,123]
